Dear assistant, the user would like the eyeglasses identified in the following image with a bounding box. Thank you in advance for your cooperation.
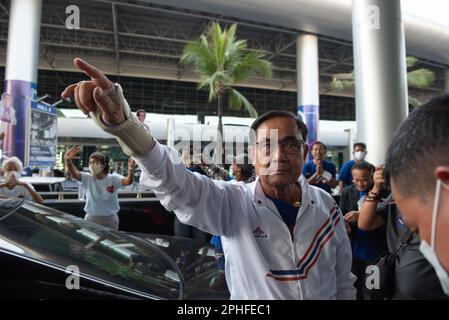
[256,138,304,156]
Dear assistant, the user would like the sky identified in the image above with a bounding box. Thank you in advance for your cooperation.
[402,0,449,27]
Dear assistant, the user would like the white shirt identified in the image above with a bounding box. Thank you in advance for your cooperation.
[80,172,123,216]
[0,184,34,201]
[136,142,356,300]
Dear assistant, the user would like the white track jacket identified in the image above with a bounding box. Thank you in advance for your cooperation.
[136,142,356,300]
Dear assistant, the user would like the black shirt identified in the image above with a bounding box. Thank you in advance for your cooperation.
[377,194,448,299]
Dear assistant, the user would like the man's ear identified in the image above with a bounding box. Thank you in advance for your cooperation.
[248,146,256,166]
[435,166,449,184]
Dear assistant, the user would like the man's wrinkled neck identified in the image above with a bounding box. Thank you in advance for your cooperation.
[260,179,300,203]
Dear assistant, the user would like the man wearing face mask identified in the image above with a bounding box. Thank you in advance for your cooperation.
[339,143,368,193]
[359,166,448,300]
[385,95,449,297]
[0,157,43,203]
[64,146,136,230]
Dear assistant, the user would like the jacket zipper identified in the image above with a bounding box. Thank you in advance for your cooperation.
[265,203,311,299]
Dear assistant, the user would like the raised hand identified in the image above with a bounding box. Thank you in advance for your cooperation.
[372,166,385,193]
[61,58,125,126]
[128,158,136,170]
[315,160,324,175]
[65,146,81,161]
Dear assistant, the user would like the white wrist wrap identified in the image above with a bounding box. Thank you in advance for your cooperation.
[89,83,155,157]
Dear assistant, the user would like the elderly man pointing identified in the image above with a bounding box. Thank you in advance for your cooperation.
[62,58,355,300]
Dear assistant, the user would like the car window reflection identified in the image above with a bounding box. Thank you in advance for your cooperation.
[0,202,182,299]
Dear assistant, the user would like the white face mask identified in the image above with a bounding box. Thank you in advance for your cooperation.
[354,151,367,161]
[4,170,21,182]
[89,163,104,176]
[419,179,449,296]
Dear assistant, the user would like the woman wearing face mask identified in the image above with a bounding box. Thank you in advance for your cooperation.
[64,146,136,231]
[0,157,43,203]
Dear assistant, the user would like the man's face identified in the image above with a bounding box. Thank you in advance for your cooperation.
[352,168,373,192]
[252,117,307,188]
[137,112,145,122]
[311,143,325,161]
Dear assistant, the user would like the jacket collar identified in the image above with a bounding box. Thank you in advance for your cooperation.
[249,175,316,209]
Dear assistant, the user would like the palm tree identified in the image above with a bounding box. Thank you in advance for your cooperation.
[181,22,272,163]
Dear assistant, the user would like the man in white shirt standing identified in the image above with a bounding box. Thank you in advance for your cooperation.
[61,58,356,299]
[136,109,151,132]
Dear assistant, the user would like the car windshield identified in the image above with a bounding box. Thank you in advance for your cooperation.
[0,200,182,299]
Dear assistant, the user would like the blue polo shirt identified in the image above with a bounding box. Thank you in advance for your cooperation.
[302,160,336,194]
[268,197,299,238]
[351,191,386,261]
[339,160,356,186]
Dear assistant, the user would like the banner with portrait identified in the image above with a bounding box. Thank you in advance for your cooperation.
[28,103,58,166]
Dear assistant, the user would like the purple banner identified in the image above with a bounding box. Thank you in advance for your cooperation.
[1,80,37,164]
[298,104,319,161]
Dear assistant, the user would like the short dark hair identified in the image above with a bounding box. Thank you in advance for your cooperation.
[250,110,308,145]
[351,160,374,174]
[311,141,326,151]
[235,163,255,181]
[353,142,367,150]
[89,152,110,175]
[385,95,449,199]
[233,154,255,181]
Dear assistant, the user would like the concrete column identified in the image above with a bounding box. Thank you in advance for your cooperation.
[297,34,320,160]
[2,0,42,164]
[352,0,408,166]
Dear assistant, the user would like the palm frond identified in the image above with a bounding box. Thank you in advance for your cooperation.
[198,72,232,102]
[407,68,435,87]
[228,88,258,118]
[232,51,272,83]
[406,56,418,69]
[181,40,216,76]
[211,22,226,71]
[224,39,247,71]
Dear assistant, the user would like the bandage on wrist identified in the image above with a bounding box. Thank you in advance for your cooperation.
[89,83,155,157]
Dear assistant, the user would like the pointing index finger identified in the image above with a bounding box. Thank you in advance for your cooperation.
[74,58,113,90]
